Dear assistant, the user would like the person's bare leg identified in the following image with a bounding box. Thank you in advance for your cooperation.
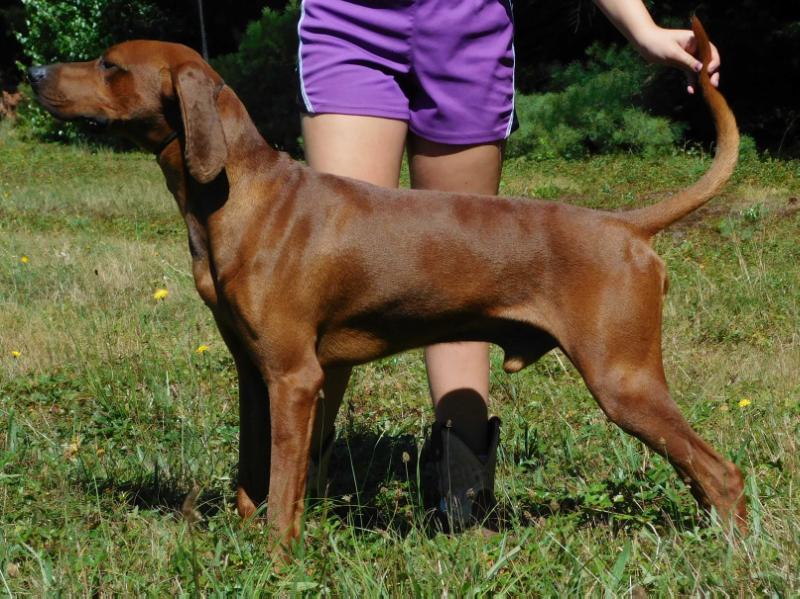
[303,114,407,186]
[301,113,408,461]
[408,135,504,456]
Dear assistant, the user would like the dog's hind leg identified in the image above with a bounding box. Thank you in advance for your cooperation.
[560,277,746,531]
[579,357,746,530]
[307,366,350,498]
[234,358,272,519]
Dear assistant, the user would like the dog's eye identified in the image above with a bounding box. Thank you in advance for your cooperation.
[99,58,119,71]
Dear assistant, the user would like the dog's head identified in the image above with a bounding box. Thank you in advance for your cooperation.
[28,41,227,183]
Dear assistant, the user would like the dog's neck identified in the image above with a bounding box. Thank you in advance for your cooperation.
[157,86,282,207]
[154,86,286,301]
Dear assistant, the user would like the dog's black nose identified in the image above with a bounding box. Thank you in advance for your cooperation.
[27,66,48,85]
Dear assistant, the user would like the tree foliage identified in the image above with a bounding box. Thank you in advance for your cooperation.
[212,3,301,155]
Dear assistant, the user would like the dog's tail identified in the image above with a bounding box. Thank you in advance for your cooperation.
[619,17,739,237]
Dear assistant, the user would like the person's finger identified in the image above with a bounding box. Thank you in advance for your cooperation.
[671,42,703,74]
[709,43,721,69]
[693,39,721,88]
[688,65,720,93]
[707,43,721,75]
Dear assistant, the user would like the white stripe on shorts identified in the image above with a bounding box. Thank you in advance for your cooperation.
[297,0,314,113]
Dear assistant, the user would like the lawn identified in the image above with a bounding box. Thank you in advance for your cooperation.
[1,123,798,595]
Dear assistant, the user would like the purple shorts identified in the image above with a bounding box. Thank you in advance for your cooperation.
[298,0,515,145]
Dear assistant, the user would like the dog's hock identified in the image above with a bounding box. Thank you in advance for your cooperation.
[172,62,228,183]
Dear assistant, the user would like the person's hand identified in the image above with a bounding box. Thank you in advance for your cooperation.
[633,26,720,94]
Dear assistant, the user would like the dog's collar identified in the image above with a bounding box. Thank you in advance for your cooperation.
[154,130,180,157]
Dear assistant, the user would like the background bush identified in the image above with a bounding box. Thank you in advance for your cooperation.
[507,45,683,159]
[212,3,301,156]
[17,0,164,64]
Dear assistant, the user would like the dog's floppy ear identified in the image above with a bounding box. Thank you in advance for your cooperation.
[171,62,227,183]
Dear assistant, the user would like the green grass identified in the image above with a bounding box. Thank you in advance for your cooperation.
[1,123,799,595]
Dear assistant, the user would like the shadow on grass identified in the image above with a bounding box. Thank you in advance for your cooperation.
[77,430,699,536]
[76,431,427,534]
[319,431,426,536]
[317,431,701,536]
[507,481,701,533]
[80,467,226,522]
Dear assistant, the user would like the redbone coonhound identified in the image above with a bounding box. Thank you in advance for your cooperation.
[29,17,746,549]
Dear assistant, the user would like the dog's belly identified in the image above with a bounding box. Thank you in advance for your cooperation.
[315,312,558,371]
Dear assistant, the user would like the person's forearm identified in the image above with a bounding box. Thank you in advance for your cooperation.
[593,0,659,48]
[594,0,720,90]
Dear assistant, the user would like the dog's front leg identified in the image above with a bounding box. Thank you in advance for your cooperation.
[211,317,272,519]
[265,352,324,549]
[191,252,273,518]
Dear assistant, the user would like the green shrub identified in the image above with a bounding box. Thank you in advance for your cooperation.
[507,44,684,159]
[213,3,302,156]
[18,0,165,64]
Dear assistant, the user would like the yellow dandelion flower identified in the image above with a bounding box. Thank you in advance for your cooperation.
[11,350,21,358]
[195,344,210,354]
[153,288,169,301]
[19,255,29,264]
[738,398,751,408]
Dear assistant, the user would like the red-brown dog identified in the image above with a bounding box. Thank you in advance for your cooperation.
[29,17,746,548]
